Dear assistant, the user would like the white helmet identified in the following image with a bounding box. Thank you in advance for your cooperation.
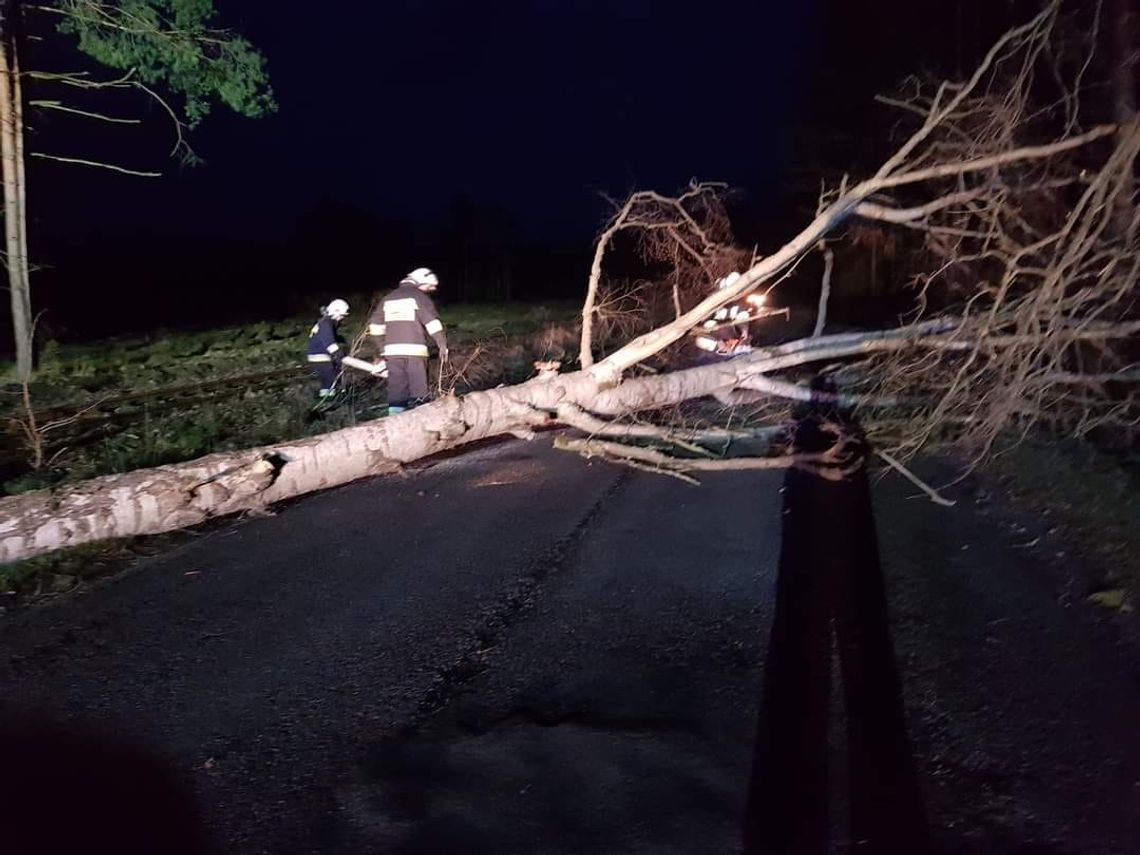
[715,272,742,291]
[402,267,439,292]
[325,298,350,320]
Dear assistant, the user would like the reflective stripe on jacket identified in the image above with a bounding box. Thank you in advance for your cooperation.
[369,284,447,359]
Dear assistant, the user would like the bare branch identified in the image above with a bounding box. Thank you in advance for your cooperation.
[736,374,902,408]
[29,152,161,176]
[812,242,834,338]
[554,402,784,449]
[133,80,191,159]
[872,125,1116,192]
[876,450,957,506]
[26,68,136,88]
[875,2,1056,178]
[580,182,744,368]
[27,99,141,124]
[593,129,1115,382]
[27,69,193,160]
[553,436,843,481]
[854,188,992,224]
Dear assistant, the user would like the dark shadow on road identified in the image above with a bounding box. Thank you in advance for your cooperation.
[743,411,932,855]
[0,715,207,855]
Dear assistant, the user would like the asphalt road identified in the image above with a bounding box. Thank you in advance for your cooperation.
[2,438,1139,854]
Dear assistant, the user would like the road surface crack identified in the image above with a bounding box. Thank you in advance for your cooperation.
[396,471,630,736]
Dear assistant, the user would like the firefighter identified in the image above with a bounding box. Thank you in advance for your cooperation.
[369,267,448,415]
[306,298,350,398]
[694,272,758,357]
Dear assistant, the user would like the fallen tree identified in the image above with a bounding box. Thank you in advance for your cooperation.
[2,0,1136,563]
[0,322,953,560]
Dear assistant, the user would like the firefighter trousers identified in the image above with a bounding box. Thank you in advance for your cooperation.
[311,363,338,395]
[386,356,429,409]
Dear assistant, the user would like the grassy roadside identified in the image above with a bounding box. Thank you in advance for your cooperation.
[979,436,1140,615]
[0,301,579,492]
[0,301,580,604]
[2,301,578,397]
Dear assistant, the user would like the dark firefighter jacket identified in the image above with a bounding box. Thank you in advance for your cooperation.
[306,316,344,364]
[368,284,447,358]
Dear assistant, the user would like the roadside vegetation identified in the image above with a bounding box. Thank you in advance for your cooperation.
[0,300,579,600]
[984,437,1140,613]
[0,301,579,498]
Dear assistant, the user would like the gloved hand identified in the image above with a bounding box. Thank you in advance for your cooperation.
[440,347,449,365]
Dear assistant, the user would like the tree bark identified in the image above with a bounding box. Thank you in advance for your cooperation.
[0,323,963,563]
[11,7,27,335]
[2,6,1133,568]
[0,4,31,381]
[0,373,589,563]
[580,215,623,369]
[0,112,1121,562]
[812,243,834,338]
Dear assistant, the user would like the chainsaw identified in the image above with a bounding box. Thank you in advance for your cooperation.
[341,356,388,378]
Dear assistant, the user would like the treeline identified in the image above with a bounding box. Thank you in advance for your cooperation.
[21,196,592,345]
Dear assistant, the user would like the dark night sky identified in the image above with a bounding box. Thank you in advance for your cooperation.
[32,0,824,243]
[9,0,1028,340]
[29,0,1019,245]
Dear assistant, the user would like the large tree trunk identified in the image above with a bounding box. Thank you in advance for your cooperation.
[0,371,600,563]
[11,6,27,345]
[0,324,960,563]
[0,7,31,382]
[0,123,1124,562]
[3,7,1133,566]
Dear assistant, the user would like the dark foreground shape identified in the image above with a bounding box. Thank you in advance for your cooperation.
[744,414,931,854]
[0,716,206,855]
